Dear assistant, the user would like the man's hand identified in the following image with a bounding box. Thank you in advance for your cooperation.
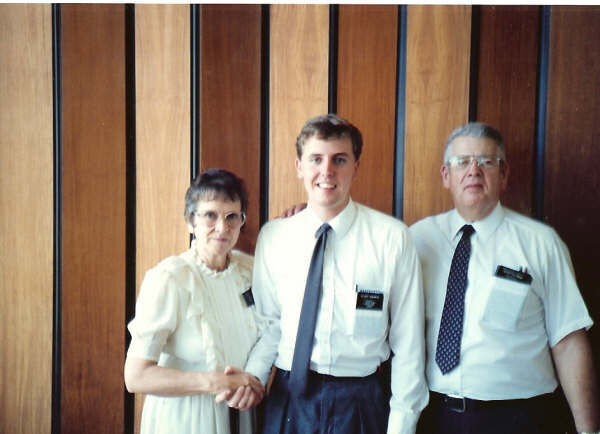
[214,366,264,410]
[279,203,307,218]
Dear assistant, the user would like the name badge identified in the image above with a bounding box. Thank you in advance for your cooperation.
[355,286,384,311]
[494,265,532,284]
[242,288,255,307]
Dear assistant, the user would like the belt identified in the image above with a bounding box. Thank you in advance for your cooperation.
[430,391,554,413]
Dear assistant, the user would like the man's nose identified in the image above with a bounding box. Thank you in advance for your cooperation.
[322,158,334,175]
[466,159,483,175]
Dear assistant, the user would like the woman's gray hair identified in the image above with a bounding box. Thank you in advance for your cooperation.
[443,122,506,163]
[184,168,248,225]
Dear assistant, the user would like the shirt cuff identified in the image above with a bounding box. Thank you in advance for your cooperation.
[244,360,271,386]
[386,408,420,434]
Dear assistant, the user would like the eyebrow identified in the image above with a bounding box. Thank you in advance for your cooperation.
[307,152,350,158]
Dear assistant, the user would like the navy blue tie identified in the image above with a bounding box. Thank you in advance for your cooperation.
[435,224,475,374]
[289,223,331,395]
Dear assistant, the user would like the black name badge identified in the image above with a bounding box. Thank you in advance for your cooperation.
[494,265,532,284]
[242,288,255,307]
[356,291,384,311]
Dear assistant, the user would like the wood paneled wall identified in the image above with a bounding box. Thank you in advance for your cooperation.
[268,4,329,218]
[338,5,398,214]
[2,4,600,433]
[545,6,600,362]
[134,5,190,433]
[403,5,471,225]
[476,5,539,216]
[200,5,262,252]
[60,5,127,433]
[0,4,53,434]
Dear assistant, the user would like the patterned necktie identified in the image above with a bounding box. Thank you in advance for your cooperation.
[435,224,475,374]
[289,223,331,395]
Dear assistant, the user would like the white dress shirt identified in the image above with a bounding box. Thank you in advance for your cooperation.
[245,199,428,434]
[410,202,593,400]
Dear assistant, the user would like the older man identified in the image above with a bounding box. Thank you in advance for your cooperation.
[411,122,599,434]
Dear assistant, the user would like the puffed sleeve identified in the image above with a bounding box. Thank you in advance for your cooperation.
[127,266,181,361]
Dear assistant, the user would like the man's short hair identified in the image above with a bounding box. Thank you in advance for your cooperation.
[296,114,363,161]
[443,122,506,163]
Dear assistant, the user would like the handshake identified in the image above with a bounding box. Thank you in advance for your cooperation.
[213,366,267,410]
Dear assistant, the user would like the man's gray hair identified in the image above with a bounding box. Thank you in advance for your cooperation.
[443,122,506,163]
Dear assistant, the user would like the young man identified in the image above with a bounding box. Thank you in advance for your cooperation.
[410,122,599,434]
[237,114,428,434]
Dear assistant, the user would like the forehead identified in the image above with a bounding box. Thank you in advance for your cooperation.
[302,135,354,157]
[449,136,498,155]
[194,196,241,210]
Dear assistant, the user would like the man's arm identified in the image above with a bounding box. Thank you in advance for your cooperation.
[226,224,283,409]
[551,329,600,433]
[387,229,429,434]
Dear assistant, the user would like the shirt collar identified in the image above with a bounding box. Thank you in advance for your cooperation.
[305,199,357,239]
[449,202,504,242]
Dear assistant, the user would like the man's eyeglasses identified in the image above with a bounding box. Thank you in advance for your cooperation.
[446,155,503,170]
[194,210,246,228]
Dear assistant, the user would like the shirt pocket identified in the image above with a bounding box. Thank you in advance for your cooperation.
[480,276,530,331]
[352,286,388,339]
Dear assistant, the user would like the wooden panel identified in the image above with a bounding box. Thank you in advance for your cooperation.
[201,5,261,254]
[338,5,398,215]
[545,6,600,364]
[61,5,126,433]
[477,5,539,216]
[269,4,329,218]
[403,5,471,225]
[135,5,190,433]
[0,5,53,434]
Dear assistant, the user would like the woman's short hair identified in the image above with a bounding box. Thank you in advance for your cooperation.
[184,168,248,224]
[295,114,363,161]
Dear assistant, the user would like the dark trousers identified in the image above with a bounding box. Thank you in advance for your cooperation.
[417,391,571,434]
[262,368,389,434]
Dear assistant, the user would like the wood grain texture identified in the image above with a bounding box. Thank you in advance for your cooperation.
[477,5,539,216]
[337,5,398,215]
[134,5,191,433]
[269,4,329,218]
[403,5,471,225]
[61,5,126,433]
[0,5,53,434]
[201,5,261,254]
[545,6,600,363]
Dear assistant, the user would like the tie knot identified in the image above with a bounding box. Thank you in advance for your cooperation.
[461,224,475,237]
[315,223,331,239]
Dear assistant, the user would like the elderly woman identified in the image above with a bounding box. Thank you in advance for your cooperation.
[124,168,264,434]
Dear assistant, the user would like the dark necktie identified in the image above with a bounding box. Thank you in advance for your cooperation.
[435,224,475,374]
[289,223,331,395]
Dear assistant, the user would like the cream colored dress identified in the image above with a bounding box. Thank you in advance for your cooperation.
[127,245,262,434]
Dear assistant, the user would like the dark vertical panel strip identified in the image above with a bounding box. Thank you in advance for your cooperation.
[468,5,480,122]
[259,4,270,227]
[124,4,135,434]
[51,5,62,434]
[328,4,338,114]
[190,4,201,182]
[393,5,407,220]
[534,6,550,220]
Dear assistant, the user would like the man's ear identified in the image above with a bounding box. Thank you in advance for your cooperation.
[441,164,450,189]
[500,161,510,192]
[295,158,303,179]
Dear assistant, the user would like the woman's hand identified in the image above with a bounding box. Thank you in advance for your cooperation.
[214,366,265,410]
[125,356,264,400]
